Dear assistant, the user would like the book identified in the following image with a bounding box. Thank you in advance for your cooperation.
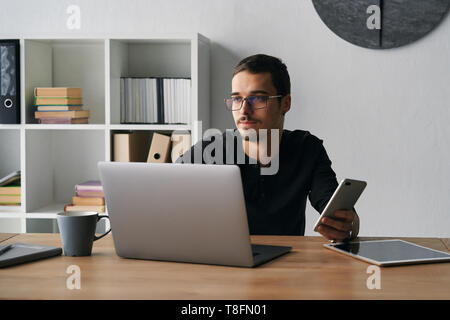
[72,196,105,206]
[0,195,21,204]
[0,186,21,195]
[38,117,89,124]
[64,204,105,213]
[34,87,82,97]
[35,97,83,106]
[75,180,103,192]
[35,110,90,119]
[75,191,104,198]
[0,171,20,187]
[36,105,83,111]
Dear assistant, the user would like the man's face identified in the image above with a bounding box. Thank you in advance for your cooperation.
[231,71,290,136]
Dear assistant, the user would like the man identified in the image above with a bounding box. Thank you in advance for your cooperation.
[177,54,359,242]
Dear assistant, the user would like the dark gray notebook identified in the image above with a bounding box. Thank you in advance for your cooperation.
[0,243,62,268]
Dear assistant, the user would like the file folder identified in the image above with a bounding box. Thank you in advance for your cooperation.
[147,133,171,163]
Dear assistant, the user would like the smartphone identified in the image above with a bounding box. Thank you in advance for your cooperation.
[313,178,367,232]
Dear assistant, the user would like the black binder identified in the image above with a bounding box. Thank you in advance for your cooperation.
[0,39,20,124]
[0,243,62,268]
[157,77,164,124]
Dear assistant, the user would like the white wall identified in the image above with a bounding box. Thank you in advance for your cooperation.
[1,0,449,237]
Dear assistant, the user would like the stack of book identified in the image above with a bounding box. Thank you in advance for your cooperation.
[34,87,90,124]
[0,171,21,206]
[64,180,105,213]
[120,77,191,124]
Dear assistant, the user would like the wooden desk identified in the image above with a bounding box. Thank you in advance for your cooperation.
[443,238,450,251]
[0,233,17,244]
[0,233,449,300]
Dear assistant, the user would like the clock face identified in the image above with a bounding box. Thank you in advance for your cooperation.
[312,0,450,49]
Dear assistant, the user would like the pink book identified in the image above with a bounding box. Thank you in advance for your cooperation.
[75,190,105,198]
[75,180,103,192]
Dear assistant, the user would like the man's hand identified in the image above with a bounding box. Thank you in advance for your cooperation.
[316,210,359,242]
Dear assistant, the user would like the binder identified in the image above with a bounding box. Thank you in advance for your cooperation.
[171,133,191,163]
[157,78,165,123]
[0,40,20,124]
[147,133,171,163]
[113,131,151,162]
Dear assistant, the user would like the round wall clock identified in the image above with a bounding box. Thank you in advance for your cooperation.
[312,0,450,49]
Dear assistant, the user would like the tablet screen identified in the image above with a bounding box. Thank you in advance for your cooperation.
[332,240,450,263]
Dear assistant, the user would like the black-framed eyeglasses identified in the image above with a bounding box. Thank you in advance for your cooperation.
[224,95,283,111]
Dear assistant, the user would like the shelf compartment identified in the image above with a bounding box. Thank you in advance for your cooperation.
[109,39,191,125]
[0,129,22,209]
[110,128,191,163]
[25,129,105,213]
[24,39,106,125]
[0,129,21,177]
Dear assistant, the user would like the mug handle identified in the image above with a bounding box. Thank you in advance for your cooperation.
[93,214,111,241]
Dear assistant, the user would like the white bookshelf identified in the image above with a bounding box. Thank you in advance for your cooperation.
[0,33,210,233]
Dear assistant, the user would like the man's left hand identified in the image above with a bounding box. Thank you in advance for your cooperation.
[316,210,359,242]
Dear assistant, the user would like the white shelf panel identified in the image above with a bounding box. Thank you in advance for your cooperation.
[10,124,190,130]
[26,203,66,219]
[25,203,109,219]
[6,33,206,42]
[0,205,23,213]
[24,124,106,130]
[109,124,191,131]
[0,125,21,130]
[0,210,25,218]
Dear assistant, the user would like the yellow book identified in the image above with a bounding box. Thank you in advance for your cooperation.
[64,204,105,213]
[34,87,82,97]
[72,196,105,206]
[0,186,21,195]
[35,110,90,119]
[0,195,21,204]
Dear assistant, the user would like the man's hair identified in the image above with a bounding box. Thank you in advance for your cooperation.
[232,54,291,97]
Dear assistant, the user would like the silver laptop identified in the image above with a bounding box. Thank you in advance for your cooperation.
[98,161,291,267]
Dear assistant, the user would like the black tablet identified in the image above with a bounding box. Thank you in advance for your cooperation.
[324,239,450,267]
[0,243,62,268]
